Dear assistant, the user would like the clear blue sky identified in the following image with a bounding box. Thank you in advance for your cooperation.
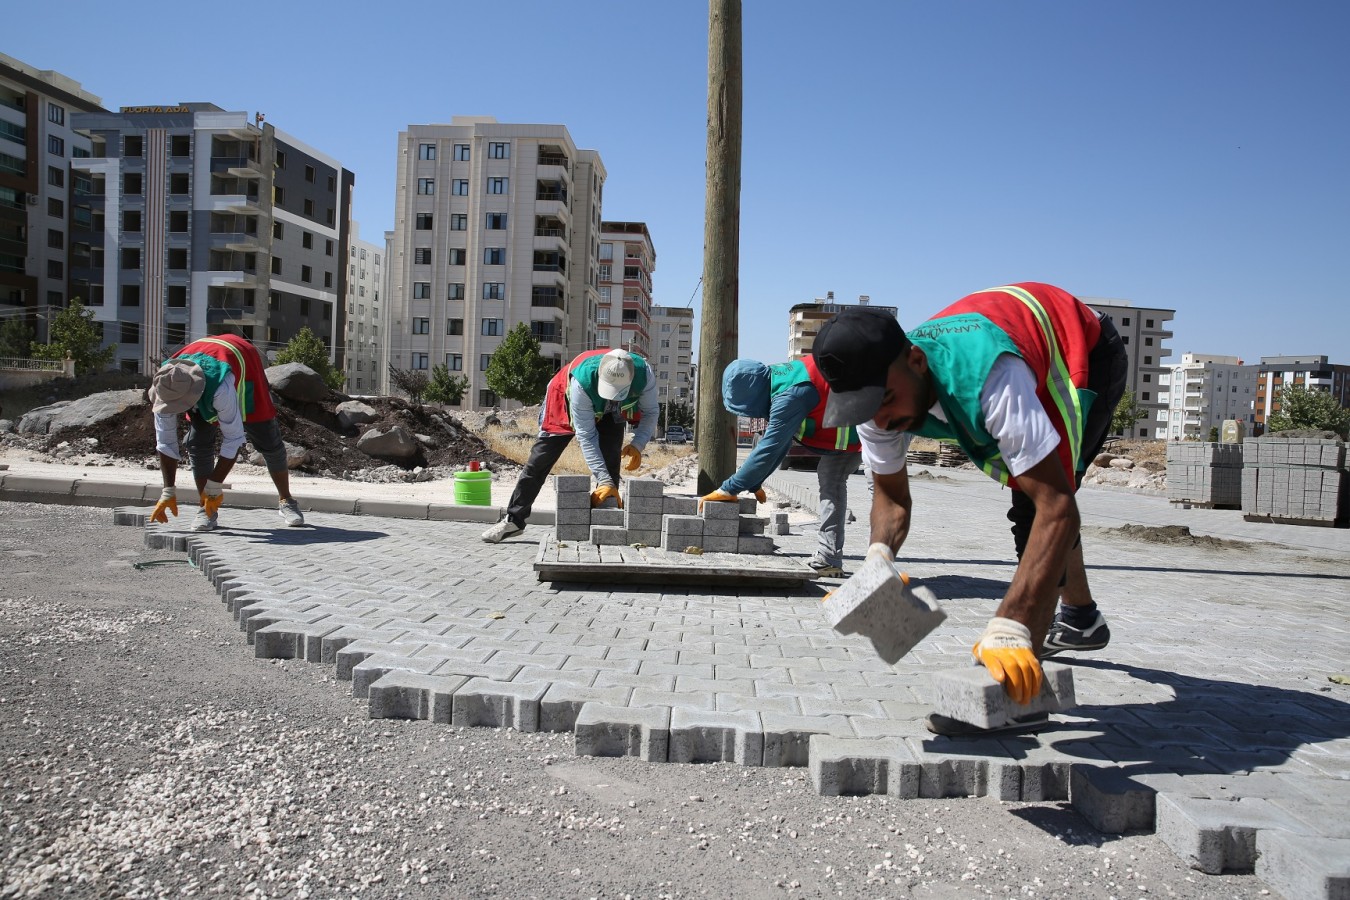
[11,0,1348,367]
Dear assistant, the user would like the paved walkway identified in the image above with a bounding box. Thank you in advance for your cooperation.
[4,460,1349,896]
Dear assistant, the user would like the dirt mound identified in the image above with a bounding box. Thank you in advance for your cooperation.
[1088,523,1250,550]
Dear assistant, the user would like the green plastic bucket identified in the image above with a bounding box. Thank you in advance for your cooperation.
[453,470,492,506]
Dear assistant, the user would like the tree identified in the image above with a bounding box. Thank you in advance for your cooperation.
[1208,426,1220,443]
[1265,384,1350,438]
[1110,389,1147,435]
[423,364,470,406]
[0,316,34,358]
[387,365,430,407]
[273,326,344,389]
[30,299,115,375]
[484,323,553,406]
[662,399,695,429]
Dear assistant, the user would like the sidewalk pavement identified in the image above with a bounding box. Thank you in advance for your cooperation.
[4,457,1350,897]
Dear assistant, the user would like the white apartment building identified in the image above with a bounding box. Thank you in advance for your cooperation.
[343,221,384,394]
[1158,353,1257,441]
[597,221,654,357]
[787,293,896,360]
[649,304,694,408]
[1081,298,1174,439]
[388,117,604,410]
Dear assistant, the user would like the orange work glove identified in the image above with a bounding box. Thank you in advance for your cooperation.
[972,617,1042,705]
[698,488,738,511]
[150,486,178,524]
[621,444,642,472]
[590,484,623,509]
[201,480,226,517]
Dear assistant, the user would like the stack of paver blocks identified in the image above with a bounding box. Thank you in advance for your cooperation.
[1241,437,1348,525]
[552,475,778,554]
[1165,442,1244,507]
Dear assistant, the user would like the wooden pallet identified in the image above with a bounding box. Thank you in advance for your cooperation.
[533,535,820,586]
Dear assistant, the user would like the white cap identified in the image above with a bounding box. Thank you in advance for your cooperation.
[596,349,635,400]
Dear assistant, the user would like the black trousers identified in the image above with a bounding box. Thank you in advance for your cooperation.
[1008,312,1130,557]
[505,414,626,527]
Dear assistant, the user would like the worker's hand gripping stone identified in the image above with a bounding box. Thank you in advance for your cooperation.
[820,543,946,664]
[972,617,1042,705]
[150,486,178,524]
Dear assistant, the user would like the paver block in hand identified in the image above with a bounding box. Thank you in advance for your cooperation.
[929,663,1076,729]
[820,555,946,663]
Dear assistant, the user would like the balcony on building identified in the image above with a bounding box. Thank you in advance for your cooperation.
[532,250,567,274]
[73,173,105,205]
[205,250,258,289]
[531,286,565,311]
[530,318,563,346]
[210,137,261,177]
[209,213,260,252]
[206,286,256,325]
[209,174,260,213]
[536,145,570,181]
[535,179,569,219]
[534,215,567,250]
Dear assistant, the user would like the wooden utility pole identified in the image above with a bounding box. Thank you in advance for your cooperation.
[696,0,742,494]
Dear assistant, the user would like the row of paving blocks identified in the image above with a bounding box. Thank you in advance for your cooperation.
[124,508,1348,899]
[553,475,790,553]
[1166,438,1349,523]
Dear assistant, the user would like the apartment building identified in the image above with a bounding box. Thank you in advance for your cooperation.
[1081,298,1174,439]
[787,293,897,360]
[343,222,384,394]
[648,304,694,408]
[1254,355,1350,434]
[68,103,354,373]
[1158,353,1257,440]
[388,117,605,410]
[597,221,655,357]
[0,53,104,342]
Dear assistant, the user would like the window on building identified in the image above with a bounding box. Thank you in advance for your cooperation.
[481,318,503,336]
[120,321,140,344]
[1145,337,1153,346]
[483,248,505,265]
[47,228,64,249]
[121,247,140,269]
[487,177,507,194]
[299,230,311,249]
[412,317,430,334]
[488,142,509,159]
[48,103,65,125]
[1122,336,1129,345]
[168,248,187,269]
[452,179,469,195]
[448,282,464,300]
[597,329,609,347]
[447,353,462,371]
[479,389,498,406]
[324,271,333,288]
[48,135,64,156]
[482,282,504,300]
[448,248,466,265]
[167,285,187,308]
[170,172,189,194]
[599,243,613,260]
[598,264,611,281]
[273,186,285,206]
[1144,356,1152,365]
[597,308,610,324]
[447,318,463,335]
[170,134,190,156]
[1142,392,1151,401]
[453,144,470,161]
[275,149,287,168]
[414,247,432,265]
[418,143,436,160]
[165,321,187,347]
[328,175,335,193]
[485,212,507,229]
[479,356,492,373]
[446,213,467,231]
[413,282,431,299]
[271,256,282,275]
[1138,427,1149,437]
[417,178,435,195]
[325,239,334,256]
[47,166,65,188]
[124,135,142,157]
[304,164,315,183]
[300,264,313,283]
[1145,319,1154,328]
[303,198,314,216]
[412,353,429,370]
[299,296,311,316]
[120,284,139,306]
[1143,373,1151,382]
[599,286,611,303]
[415,213,433,230]
[47,196,64,219]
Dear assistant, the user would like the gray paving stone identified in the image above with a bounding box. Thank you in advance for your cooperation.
[668,708,763,766]
[367,672,469,722]
[809,735,918,798]
[1255,830,1350,900]
[574,703,670,761]
[1156,794,1312,875]
[538,684,634,733]
[761,713,853,767]
[1069,765,1157,834]
[929,663,1075,728]
[451,678,550,732]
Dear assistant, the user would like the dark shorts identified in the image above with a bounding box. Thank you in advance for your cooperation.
[184,413,288,477]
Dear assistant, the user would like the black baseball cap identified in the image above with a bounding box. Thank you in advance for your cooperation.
[813,307,908,428]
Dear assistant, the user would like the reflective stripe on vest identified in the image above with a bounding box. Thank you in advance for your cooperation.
[975,284,1086,476]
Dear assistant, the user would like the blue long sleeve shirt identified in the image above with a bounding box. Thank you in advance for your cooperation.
[719,381,820,495]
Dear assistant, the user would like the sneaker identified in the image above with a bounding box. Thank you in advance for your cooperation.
[925,711,1050,738]
[808,558,845,578]
[1040,610,1111,658]
[481,518,525,543]
[191,508,218,532]
[278,498,305,527]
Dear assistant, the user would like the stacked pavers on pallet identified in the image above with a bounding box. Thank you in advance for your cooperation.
[1165,441,1244,507]
[551,475,788,553]
[1241,437,1348,525]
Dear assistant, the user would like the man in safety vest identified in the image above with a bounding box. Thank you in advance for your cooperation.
[813,283,1127,735]
[700,357,862,577]
[147,333,305,531]
[482,348,659,543]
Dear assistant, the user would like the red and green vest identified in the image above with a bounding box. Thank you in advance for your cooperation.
[907,283,1101,490]
[170,334,277,424]
[770,356,860,451]
[541,349,650,436]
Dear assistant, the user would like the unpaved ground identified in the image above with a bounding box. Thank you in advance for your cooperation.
[0,503,1273,899]
[1084,524,1252,550]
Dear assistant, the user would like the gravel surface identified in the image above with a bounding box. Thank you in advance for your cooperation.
[0,503,1274,899]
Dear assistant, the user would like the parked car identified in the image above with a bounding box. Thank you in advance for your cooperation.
[663,426,689,444]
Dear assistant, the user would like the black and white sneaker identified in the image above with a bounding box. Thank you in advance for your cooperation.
[481,518,525,543]
[808,558,845,578]
[1040,610,1111,658]
[925,712,1051,737]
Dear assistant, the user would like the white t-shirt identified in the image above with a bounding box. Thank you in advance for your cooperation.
[859,354,1059,478]
[153,373,246,461]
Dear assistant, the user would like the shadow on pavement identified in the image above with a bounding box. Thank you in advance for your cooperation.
[221,526,390,545]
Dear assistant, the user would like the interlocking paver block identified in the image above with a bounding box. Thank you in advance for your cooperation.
[1069,764,1157,834]
[574,703,670,761]
[821,557,946,663]
[1156,794,1311,875]
[351,653,446,698]
[368,672,469,722]
[664,497,698,516]
[553,475,591,493]
[761,713,853,768]
[537,684,633,732]
[451,678,550,732]
[1255,830,1350,900]
[808,735,918,797]
[929,663,1075,729]
[701,500,740,520]
[668,708,764,765]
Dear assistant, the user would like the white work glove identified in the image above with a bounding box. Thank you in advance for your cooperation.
[972,617,1042,705]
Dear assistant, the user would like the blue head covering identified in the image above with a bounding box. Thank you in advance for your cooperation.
[721,359,772,418]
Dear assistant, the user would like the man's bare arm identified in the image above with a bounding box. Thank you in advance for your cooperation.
[996,454,1080,651]
[869,467,913,554]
